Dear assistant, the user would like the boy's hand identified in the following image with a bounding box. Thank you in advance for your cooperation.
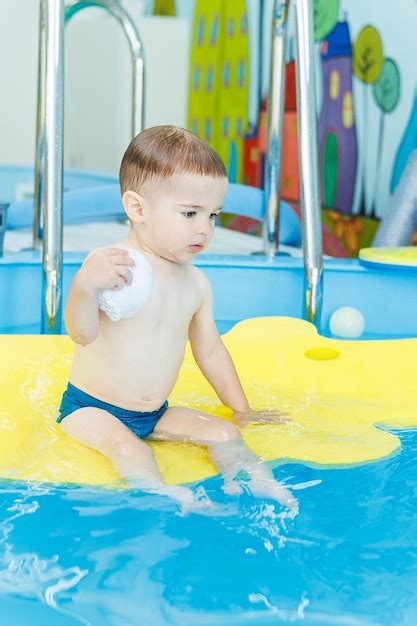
[77,248,135,293]
[233,408,291,426]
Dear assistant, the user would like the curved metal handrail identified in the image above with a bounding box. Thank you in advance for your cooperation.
[34,0,145,333]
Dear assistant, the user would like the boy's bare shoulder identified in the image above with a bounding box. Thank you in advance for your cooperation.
[188,264,212,298]
[82,242,128,265]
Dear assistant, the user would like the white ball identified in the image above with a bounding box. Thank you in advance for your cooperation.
[329,307,365,339]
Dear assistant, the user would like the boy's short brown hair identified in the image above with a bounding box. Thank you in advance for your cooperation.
[119,125,227,195]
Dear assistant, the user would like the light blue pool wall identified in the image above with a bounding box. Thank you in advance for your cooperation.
[0,166,119,204]
[1,166,416,338]
[1,253,416,337]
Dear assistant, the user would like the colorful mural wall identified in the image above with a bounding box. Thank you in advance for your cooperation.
[151,0,417,256]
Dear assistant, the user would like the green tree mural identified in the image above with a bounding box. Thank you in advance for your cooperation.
[353,25,384,216]
[371,58,400,215]
[313,0,340,42]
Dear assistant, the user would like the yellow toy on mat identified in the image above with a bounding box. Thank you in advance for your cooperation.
[0,317,416,485]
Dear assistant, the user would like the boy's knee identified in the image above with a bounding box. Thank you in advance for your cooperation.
[208,419,241,443]
[111,434,150,458]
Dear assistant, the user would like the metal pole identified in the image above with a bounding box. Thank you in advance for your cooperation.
[294,0,323,327]
[262,0,289,258]
[41,0,64,334]
[33,1,47,250]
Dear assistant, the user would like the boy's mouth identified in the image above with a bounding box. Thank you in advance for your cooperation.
[188,244,205,252]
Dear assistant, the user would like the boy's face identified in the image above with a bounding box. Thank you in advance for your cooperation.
[127,173,228,263]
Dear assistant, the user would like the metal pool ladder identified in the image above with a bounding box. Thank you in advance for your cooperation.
[34,0,145,333]
[263,0,323,327]
[35,0,321,332]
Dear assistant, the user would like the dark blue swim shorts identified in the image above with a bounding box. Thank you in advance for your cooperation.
[57,383,169,438]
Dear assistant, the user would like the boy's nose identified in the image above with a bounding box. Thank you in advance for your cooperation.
[197,218,211,236]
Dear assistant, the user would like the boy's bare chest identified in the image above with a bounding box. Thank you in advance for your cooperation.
[104,269,201,338]
[149,271,200,325]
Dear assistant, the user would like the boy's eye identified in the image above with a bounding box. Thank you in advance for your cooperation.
[182,211,196,218]
[210,213,219,220]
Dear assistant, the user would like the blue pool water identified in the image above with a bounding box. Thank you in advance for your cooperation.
[1,427,416,626]
[1,231,417,624]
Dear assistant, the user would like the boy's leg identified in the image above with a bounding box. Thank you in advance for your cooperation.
[58,407,194,504]
[151,406,298,512]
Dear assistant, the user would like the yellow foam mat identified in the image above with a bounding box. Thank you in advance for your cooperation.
[359,246,417,267]
[1,317,416,485]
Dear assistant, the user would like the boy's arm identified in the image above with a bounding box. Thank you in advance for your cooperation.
[65,248,134,345]
[64,273,101,346]
[188,271,250,413]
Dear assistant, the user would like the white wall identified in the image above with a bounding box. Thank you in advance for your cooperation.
[0,2,39,167]
[0,1,190,173]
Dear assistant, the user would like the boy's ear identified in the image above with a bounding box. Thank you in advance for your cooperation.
[122,191,145,223]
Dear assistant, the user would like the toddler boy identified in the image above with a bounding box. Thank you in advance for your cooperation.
[59,126,296,512]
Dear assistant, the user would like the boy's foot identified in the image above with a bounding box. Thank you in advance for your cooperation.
[128,479,218,514]
[222,480,244,496]
[248,478,299,515]
[222,474,298,515]
[128,478,195,506]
